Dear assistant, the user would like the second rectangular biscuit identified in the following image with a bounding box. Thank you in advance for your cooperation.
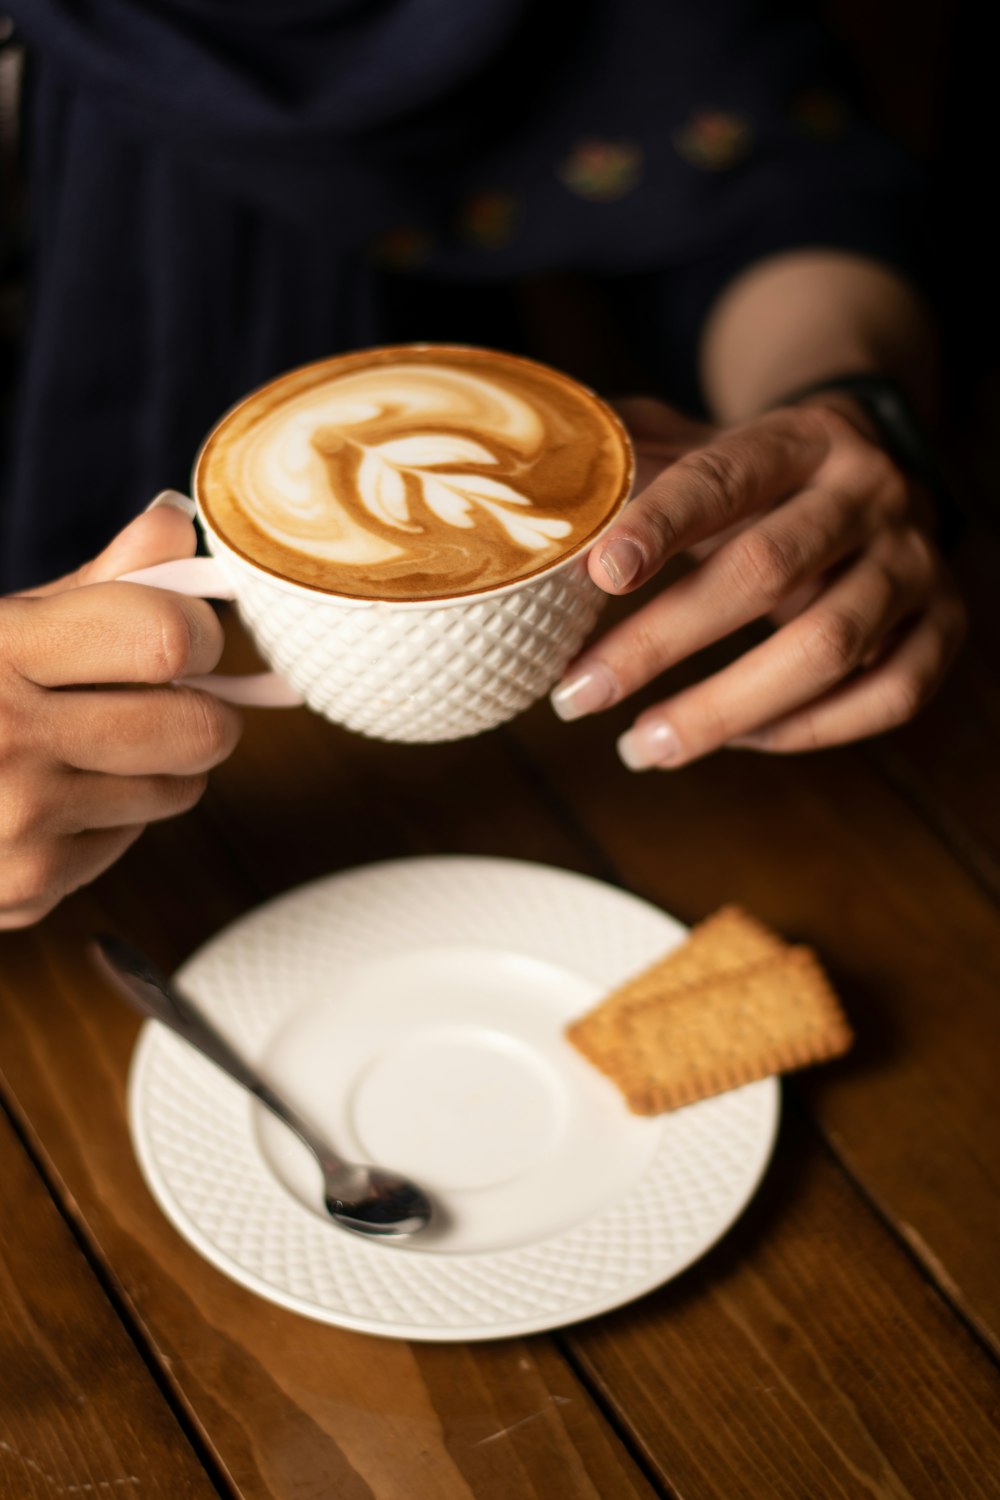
[567,905,787,1057]
[582,948,853,1114]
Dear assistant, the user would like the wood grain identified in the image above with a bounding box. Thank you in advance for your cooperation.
[508,674,1000,1358]
[868,529,1000,902]
[0,822,655,1500]
[3,588,999,1497]
[188,631,1000,1495]
[210,607,1000,1362]
[563,1113,1000,1500]
[0,1104,216,1500]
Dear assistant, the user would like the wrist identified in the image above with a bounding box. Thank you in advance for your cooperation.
[772,372,962,550]
[787,385,884,448]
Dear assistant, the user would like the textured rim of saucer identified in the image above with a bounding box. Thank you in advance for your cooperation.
[127,856,781,1342]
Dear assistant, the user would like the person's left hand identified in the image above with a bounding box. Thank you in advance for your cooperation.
[551,395,967,767]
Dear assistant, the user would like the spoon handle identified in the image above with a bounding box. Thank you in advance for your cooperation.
[90,935,340,1172]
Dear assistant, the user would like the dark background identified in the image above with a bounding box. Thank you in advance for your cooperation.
[0,2,995,525]
[819,0,995,386]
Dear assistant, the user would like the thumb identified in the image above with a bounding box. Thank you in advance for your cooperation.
[24,492,198,597]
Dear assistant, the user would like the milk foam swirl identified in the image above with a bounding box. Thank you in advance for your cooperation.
[197,347,631,601]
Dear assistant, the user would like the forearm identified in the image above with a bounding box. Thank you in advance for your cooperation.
[698,249,938,424]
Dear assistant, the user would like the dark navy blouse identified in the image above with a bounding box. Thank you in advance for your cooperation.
[1,0,928,589]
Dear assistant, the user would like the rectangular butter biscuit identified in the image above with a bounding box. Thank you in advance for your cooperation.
[581,947,853,1115]
[567,905,787,1056]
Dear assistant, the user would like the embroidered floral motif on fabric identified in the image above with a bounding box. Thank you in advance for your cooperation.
[458,191,522,249]
[790,88,851,141]
[673,110,752,170]
[557,139,644,202]
[371,226,434,269]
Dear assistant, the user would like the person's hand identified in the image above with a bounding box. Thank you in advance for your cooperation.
[0,497,242,928]
[551,396,967,766]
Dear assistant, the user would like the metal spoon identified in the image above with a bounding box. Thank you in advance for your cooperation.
[91,934,433,1238]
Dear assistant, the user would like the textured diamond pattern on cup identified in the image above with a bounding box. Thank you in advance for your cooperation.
[132,858,779,1336]
[232,569,604,743]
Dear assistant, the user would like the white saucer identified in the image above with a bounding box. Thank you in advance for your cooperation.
[128,856,779,1340]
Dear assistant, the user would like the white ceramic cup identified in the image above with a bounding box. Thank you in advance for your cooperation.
[121,378,633,744]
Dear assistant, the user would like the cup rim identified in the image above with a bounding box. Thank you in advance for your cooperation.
[191,342,634,610]
[198,500,611,610]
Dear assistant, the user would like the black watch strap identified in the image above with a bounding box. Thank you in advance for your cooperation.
[775,372,964,551]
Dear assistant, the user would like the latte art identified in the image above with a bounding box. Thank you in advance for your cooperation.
[240,366,569,562]
[196,346,632,601]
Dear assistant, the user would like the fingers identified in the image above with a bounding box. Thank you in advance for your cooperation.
[0,761,210,840]
[58,769,210,833]
[22,497,197,598]
[0,490,233,929]
[589,407,834,593]
[614,528,941,770]
[728,591,968,753]
[0,825,143,930]
[40,683,243,775]
[83,497,198,586]
[0,690,228,926]
[553,482,877,718]
[0,678,229,927]
[561,399,958,763]
[5,582,226,688]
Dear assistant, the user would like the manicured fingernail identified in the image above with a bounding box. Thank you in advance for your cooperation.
[551,662,618,721]
[145,490,196,518]
[598,537,642,590]
[617,720,682,771]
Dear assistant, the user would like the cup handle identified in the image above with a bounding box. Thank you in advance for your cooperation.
[117,558,305,708]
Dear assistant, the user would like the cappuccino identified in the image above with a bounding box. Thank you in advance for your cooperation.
[195,345,632,602]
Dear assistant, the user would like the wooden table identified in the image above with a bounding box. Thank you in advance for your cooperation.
[2,519,999,1500]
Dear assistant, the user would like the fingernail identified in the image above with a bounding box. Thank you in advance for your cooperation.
[145,489,196,518]
[551,662,618,721]
[598,537,643,591]
[617,720,682,771]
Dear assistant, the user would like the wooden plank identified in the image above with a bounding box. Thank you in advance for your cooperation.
[0,821,656,1500]
[0,1104,217,1500]
[504,621,1000,1358]
[867,527,1000,901]
[562,1116,1000,1500]
[208,610,1000,1354]
[4,609,999,1496]
[187,655,1000,1495]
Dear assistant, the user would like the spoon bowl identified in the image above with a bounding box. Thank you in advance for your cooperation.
[91,934,434,1240]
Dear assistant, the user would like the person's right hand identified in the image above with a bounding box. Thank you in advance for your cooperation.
[0,499,243,929]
